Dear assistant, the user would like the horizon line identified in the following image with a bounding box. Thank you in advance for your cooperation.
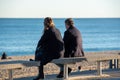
[0,17,120,19]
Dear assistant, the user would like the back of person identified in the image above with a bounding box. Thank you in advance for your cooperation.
[33,17,64,80]
[57,18,84,78]
[40,27,64,59]
[63,19,84,57]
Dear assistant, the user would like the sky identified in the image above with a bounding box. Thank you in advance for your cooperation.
[0,0,120,18]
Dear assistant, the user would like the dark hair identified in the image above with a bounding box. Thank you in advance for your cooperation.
[65,18,74,27]
[44,17,55,31]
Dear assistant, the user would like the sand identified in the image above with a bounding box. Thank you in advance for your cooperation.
[0,50,120,79]
[0,56,109,79]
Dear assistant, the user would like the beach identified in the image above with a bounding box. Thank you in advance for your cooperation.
[0,51,120,80]
[0,55,106,79]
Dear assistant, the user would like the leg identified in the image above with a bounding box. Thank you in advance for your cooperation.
[56,64,64,71]
[33,64,44,80]
[56,64,71,78]
[8,69,13,80]
[56,64,64,78]
[76,62,82,71]
[97,61,102,76]
[38,64,44,78]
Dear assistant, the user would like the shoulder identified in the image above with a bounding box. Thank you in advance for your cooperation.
[66,27,77,34]
[72,27,81,33]
[50,27,62,37]
[52,27,61,33]
[69,27,81,36]
[72,27,79,31]
[55,28,60,32]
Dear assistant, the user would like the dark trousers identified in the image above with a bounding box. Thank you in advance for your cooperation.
[38,59,53,77]
[57,54,73,72]
[35,50,61,77]
[38,63,44,77]
[57,64,64,71]
[35,52,44,77]
[35,52,53,78]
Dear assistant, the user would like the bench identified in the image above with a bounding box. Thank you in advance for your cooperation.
[0,52,120,80]
[54,53,120,79]
[0,60,40,80]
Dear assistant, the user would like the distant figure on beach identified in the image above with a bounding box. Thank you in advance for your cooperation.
[57,18,84,78]
[1,52,7,59]
[33,17,64,80]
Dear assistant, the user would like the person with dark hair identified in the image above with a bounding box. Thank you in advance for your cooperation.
[33,17,64,80]
[57,18,84,78]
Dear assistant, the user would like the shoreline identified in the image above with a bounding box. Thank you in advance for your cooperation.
[1,50,120,57]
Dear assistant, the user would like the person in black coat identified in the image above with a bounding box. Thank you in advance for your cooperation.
[57,18,84,78]
[33,17,64,80]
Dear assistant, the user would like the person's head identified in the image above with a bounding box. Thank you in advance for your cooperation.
[44,17,55,31]
[65,18,74,29]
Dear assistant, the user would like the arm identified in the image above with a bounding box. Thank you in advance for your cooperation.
[35,30,49,54]
[63,31,71,45]
[63,31,72,57]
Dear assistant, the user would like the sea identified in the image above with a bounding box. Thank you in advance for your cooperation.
[0,18,120,56]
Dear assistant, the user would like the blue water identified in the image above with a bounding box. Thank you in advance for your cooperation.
[0,18,120,56]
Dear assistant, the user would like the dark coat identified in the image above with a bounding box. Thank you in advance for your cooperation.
[35,27,64,65]
[63,26,84,57]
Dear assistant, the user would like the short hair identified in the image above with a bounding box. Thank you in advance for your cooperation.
[65,18,74,26]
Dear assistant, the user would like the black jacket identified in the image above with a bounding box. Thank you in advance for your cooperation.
[63,26,84,57]
[36,27,64,64]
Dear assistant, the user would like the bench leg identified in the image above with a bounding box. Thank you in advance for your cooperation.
[114,59,119,69]
[8,69,13,80]
[64,64,68,80]
[97,61,102,76]
[109,60,112,69]
[118,59,120,68]
[109,59,115,69]
[109,59,118,69]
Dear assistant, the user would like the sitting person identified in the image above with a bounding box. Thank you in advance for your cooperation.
[57,18,84,78]
[33,17,64,80]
